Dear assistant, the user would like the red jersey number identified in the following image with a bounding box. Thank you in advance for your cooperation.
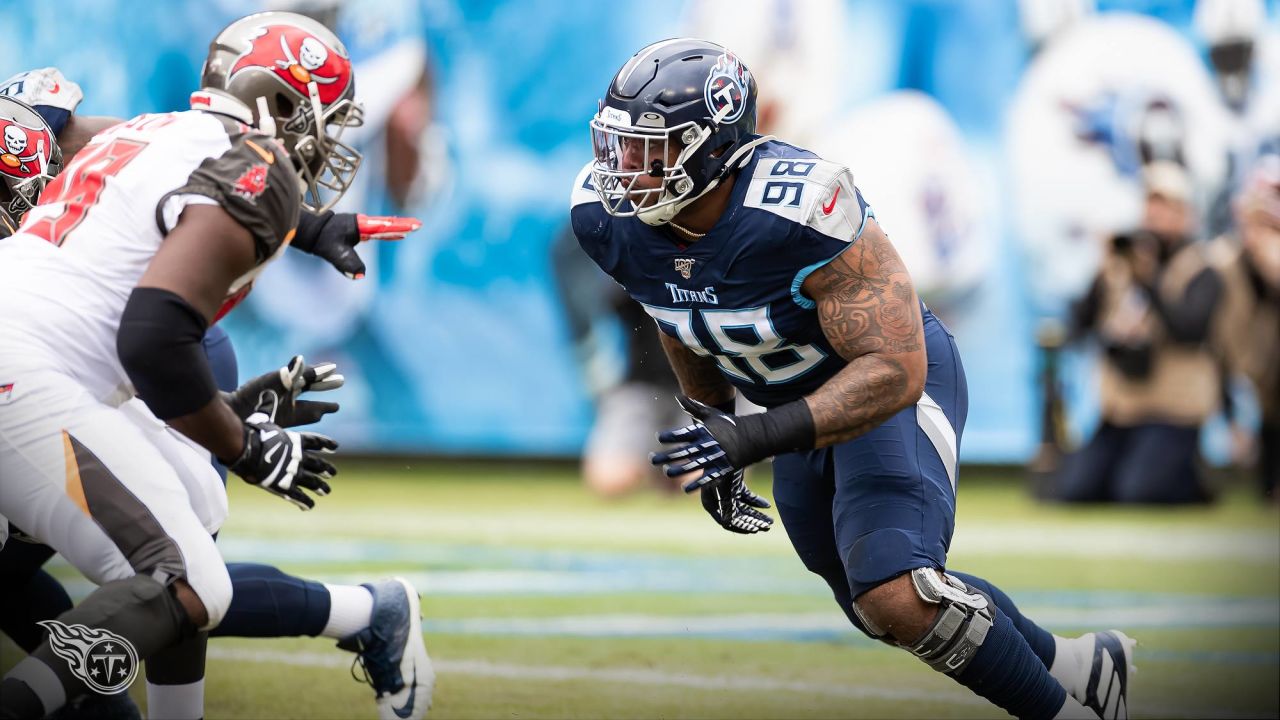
[24,138,148,247]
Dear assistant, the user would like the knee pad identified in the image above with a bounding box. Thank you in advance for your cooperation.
[854,568,994,675]
[844,528,918,588]
[901,568,993,675]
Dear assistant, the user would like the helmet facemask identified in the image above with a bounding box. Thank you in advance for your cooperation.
[2,172,49,223]
[590,72,768,227]
[278,81,364,213]
[590,116,714,225]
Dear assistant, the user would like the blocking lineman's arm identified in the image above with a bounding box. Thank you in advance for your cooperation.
[57,114,123,160]
[656,329,736,409]
[121,205,337,509]
[128,204,258,461]
[800,217,928,447]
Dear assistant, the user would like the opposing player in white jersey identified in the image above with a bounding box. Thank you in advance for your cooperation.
[0,12,428,720]
[0,71,432,720]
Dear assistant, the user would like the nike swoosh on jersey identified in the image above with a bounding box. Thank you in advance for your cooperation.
[392,665,417,718]
[244,139,276,165]
[822,185,841,215]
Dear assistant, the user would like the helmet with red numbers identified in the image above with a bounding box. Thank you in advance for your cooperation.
[0,96,62,236]
[197,11,363,212]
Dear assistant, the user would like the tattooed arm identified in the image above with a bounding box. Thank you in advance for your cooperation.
[650,215,924,481]
[800,217,927,446]
[657,329,736,408]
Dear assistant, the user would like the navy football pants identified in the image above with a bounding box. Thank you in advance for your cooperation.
[772,312,967,632]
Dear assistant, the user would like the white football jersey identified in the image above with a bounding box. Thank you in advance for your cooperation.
[0,109,299,405]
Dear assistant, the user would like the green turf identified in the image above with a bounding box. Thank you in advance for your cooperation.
[2,463,1277,719]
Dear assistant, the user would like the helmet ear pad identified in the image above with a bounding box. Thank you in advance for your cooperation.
[659,129,751,213]
[684,134,741,191]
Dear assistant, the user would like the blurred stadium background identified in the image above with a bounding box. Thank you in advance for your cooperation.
[4,0,1279,718]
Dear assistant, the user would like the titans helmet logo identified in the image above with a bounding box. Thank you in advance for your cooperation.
[703,52,751,125]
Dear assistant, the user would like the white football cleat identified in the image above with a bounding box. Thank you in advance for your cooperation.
[1075,630,1137,720]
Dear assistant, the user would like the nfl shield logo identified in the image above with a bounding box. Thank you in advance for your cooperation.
[673,258,695,279]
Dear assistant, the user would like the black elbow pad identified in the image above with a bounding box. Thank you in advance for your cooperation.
[117,287,218,420]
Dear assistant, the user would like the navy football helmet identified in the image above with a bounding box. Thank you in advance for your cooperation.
[590,38,769,225]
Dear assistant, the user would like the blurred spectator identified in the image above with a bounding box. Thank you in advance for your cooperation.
[1195,0,1266,114]
[551,228,685,497]
[1209,154,1280,500]
[1018,0,1095,56]
[1194,0,1279,238]
[1054,162,1222,504]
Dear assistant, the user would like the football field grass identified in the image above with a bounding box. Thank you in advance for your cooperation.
[5,462,1279,719]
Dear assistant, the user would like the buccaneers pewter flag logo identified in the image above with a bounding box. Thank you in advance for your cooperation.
[38,620,139,694]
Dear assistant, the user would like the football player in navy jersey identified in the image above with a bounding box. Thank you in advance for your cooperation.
[573,38,1136,720]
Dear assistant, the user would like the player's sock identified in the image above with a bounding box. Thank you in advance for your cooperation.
[144,631,207,720]
[1,659,63,719]
[1050,634,1094,698]
[949,604,1068,720]
[950,570,1056,668]
[321,583,375,639]
[1055,693,1097,719]
[211,563,332,638]
[145,679,204,720]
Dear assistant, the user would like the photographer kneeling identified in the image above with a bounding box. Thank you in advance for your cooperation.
[1056,163,1222,504]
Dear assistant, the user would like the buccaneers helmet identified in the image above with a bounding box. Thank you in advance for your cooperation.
[0,96,62,236]
[198,11,363,212]
[590,38,767,226]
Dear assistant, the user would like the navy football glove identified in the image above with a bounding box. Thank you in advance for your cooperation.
[651,396,751,487]
[651,396,773,534]
[223,355,343,428]
[698,469,773,534]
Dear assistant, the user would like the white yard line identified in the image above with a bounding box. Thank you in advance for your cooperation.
[950,525,1280,563]
[422,599,1280,636]
[222,509,1280,563]
[204,647,1259,719]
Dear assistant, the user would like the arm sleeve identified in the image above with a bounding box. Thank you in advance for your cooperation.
[1144,267,1224,344]
[156,130,300,262]
[118,288,219,420]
